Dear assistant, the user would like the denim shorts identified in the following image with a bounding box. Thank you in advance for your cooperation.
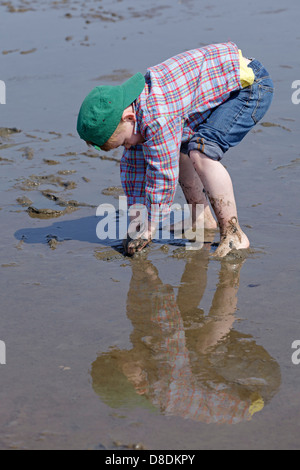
[181,59,274,161]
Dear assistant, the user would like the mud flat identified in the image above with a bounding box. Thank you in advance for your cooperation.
[0,0,300,452]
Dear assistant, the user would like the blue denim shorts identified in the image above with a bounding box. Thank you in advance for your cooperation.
[181,59,274,161]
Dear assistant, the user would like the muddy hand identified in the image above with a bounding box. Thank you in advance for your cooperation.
[123,234,152,256]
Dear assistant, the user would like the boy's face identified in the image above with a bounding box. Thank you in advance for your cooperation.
[113,105,145,150]
[113,121,144,150]
[86,105,144,151]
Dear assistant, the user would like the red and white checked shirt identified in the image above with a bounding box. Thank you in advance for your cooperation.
[120,42,243,222]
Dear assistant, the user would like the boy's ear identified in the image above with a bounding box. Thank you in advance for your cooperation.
[121,105,136,122]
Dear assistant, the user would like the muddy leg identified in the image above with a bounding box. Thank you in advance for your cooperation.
[189,150,250,257]
[171,152,217,232]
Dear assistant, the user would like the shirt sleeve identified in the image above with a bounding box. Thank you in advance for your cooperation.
[120,144,147,206]
[142,115,182,224]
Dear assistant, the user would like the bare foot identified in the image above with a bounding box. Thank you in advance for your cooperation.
[213,217,250,258]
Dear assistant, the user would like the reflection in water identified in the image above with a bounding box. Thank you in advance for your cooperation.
[91,248,281,424]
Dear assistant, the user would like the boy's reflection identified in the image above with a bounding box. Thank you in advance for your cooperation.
[91,249,281,424]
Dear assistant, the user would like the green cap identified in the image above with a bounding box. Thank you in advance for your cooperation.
[77,72,145,147]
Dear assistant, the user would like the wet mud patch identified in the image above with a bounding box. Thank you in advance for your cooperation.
[57,170,77,175]
[0,156,14,163]
[26,206,77,219]
[0,127,120,223]
[15,175,77,192]
[211,247,250,262]
[274,158,300,172]
[126,4,171,20]
[46,235,60,250]
[2,48,20,55]
[15,178,40,191]
[260,8,287,15]
[43,159,60,166]
[19,147,34,160]
[94,248,126,262]
[56,152,77,158]
[41,190,96,209]
[260,122,291,132]
[101,186,124,199]
[0,1,32,13]
[20,48,37,55]
[1,262,19,268]
[94,69,134,83]
[29,174,77,190]
[16,196,33,207]
[80,150,121,163]
[82,10,123,23]
[0,127,21,140]
[210,245,265,262]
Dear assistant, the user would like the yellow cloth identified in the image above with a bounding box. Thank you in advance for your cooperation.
[239,49,255,88]
[249,396,265,417]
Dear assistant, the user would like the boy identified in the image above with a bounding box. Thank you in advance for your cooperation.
[77,42,274,256]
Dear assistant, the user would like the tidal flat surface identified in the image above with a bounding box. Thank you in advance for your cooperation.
[0,0,300,450]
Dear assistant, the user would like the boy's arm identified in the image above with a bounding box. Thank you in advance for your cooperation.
[142,115,182,226]
[121,116,182,255]
[121,145,150,256]
[120,144,147,207]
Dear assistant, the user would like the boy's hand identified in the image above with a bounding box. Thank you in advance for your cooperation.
[123,232,152,256]
[123,227,155,256]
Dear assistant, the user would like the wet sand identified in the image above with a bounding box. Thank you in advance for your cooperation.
[0,0,300,450]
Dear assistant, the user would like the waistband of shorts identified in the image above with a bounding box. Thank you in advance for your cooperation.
[247,58,268,77]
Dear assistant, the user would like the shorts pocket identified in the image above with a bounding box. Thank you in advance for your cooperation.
[252,84,274,124]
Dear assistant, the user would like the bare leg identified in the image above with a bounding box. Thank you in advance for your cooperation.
[189,150,250,257]
[171,152,218,232]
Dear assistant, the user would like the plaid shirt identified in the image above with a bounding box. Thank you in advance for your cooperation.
[120,42,242,223]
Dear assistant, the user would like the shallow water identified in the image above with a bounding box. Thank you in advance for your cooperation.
[0,0,300,450]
